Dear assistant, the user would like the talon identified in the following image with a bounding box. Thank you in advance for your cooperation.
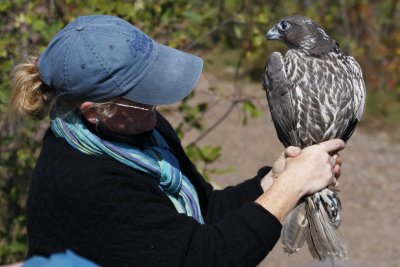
[318,188,342,226]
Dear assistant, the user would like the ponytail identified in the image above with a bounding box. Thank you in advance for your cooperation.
[8,57,56,121]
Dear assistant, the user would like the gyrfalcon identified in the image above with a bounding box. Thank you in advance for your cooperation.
[263,15,366,261]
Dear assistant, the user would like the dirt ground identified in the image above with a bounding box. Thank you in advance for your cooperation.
[167,73,400,267]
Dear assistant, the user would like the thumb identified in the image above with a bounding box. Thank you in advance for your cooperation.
[285,146,301,158]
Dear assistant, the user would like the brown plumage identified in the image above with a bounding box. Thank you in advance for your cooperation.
[263,15,366,261]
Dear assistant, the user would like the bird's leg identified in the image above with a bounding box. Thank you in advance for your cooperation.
[316,188,341,228]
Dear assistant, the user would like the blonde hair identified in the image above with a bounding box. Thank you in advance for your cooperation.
[8,57,119,123]
[83,101,118,120]
[8,56,56,121]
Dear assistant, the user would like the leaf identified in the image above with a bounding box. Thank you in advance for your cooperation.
[184,144,200,163]
[233,25,242,39]
[252,35,264,47]
[0,2,11,12]
[241,100,262,125]
[32,19,46,32]
[183,11,202,23]
[198,145,221,164]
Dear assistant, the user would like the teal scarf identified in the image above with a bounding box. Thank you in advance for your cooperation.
[50,112,204,223]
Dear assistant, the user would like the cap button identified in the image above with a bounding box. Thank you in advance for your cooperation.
[75,24,85,31]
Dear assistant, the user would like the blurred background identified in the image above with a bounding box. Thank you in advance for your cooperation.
[0,0,399,266]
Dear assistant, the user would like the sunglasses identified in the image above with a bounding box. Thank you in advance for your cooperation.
[113,103,157,112]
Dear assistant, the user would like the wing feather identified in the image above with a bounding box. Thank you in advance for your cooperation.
[263,52,298,147]
[336,55,366,142]
[347,56,366,121]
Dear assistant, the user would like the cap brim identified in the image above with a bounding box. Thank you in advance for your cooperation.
[122,43,203,105]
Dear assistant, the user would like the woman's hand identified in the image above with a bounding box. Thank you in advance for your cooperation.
[261,140,343,192]
[280,139,346,196]
[256,139,345,223]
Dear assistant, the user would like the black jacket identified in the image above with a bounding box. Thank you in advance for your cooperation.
[26,112,281,267]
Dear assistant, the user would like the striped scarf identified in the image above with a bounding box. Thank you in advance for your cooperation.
[50,112,204,223]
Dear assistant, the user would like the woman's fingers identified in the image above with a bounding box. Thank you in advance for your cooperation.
[318,139,346,153]
[333,163,341,178]
[286,141,344,161]
[275,140,345,196]
[317,140,345,181]
[331,153,343,179]
[334,154,343,166]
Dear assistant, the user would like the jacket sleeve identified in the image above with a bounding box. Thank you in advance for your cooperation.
[87,172,281,267]
[205,166,272,223]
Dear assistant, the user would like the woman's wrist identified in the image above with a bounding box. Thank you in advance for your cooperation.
[255,173,303,224]
[260,171,274,192]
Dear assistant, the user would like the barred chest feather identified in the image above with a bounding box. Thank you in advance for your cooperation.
[283,50,357,147]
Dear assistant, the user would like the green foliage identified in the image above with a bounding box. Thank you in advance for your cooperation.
[0,123,42,263]
[185,144,222,180]
[0,0,399,263]
[241,99,262,125]
[178,92,208,132]
[184,143,233,180]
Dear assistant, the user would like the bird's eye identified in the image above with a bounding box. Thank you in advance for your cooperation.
[278,21,290,31]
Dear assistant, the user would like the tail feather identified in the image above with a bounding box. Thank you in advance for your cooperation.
[280,193,348,261]
[281,202,309,254]
[306,197,329,259]
[305,196,348,261]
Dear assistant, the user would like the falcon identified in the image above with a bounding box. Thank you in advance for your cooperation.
[263,15,366,261]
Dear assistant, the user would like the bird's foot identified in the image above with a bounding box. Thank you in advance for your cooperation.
[312,188,341,228]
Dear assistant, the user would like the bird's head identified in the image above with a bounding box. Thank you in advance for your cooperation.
[266,15,339,56]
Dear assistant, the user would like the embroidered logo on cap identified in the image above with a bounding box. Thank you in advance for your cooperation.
[126,30,153,60]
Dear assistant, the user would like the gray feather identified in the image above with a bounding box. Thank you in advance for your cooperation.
[281,202,309,254]
[263,52,299,147]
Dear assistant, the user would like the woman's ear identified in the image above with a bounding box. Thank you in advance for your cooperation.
[80,102,97,124]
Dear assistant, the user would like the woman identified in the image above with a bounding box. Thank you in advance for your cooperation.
[9,15,344,267]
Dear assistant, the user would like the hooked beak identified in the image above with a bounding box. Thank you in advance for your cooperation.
[266,26,282,40]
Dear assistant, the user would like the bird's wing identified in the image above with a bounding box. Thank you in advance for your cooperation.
[336,56,366,142]
[347,56,366,121]
[263,52,298,147]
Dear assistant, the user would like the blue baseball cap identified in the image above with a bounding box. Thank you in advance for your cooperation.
[38,15,203,105]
